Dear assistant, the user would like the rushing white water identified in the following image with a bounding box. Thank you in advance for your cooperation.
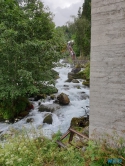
[0,60,89,138]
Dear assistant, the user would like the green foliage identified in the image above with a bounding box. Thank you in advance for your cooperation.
[78,62,90,81]
[84,137,125,166]
[0,130,125,166]
[83,62,90,80]
[0,0,65,119]
[45,69,59,81]
[82,0,91,21]
[39,85,58,95]
[0,130,84,166]
[0,97,31,120]
[74,16,91,57]
[61,0,91,57]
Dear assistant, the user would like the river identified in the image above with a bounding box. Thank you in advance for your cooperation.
[0,60,89,138]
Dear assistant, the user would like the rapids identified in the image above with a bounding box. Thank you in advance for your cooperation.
[0,60,89,138]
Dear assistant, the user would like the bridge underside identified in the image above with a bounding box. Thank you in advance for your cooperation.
[90,0,125,138]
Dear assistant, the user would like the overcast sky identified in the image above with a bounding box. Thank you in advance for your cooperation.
[42,0,84,27]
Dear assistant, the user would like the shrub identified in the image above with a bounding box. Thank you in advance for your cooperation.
[0,97,31,120]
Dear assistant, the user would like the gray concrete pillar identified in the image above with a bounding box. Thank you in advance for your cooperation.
[90,0,125,138]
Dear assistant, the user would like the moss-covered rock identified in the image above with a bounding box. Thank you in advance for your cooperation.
[57,93,70,105]
[70,116,89,128]
[39,104,60,112]
[50,94,56,100]
[72,79,79,83]
[43,114,53,124]
[82,81,89,87]
[68,72,82,81]
[34,94,47,101]
[39,104,54,112]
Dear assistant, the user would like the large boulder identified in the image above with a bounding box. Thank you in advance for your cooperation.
[71,67,81,74]
[57,93,70,105]
[43,114,53,124]
[39,104,60,112]
[68,71,82,81]
[68,72,76,81]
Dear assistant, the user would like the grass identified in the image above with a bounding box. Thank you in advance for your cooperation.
[0,129,125,166]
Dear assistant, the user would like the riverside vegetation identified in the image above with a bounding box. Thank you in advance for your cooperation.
[0,0,66,121]
[0,130,125,166]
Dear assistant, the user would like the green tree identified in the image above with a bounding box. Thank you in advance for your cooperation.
[0,0,65,119]
[72,0,91,57]
[82,0,91,21]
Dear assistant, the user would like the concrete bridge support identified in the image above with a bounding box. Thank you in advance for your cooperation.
[90,0,125,138]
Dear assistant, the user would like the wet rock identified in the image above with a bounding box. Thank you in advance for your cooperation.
[68,71,82,81]
[43,114,52,124]
[57,93,70,105]
[53,99,59,104]
[34,94,46,101]
[77,86,81,89]
[63,85,69,87]
[82,81,89,87]
[38,102,41,106]
[80,93,89,100]
[65,78,72,82]
[26,118,34,123]
[64,87,69,91]
[68,72,76,81]
[0,131,3,134]
[72,79,79,83]
[39,104,60,112]
[70,116,89,128]
[39,104,53,112]
[63,85,69,90]
[71,67,81,74]
[14,118,21,123]
[50,94,56,100]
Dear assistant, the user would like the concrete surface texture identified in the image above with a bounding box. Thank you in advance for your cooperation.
[90,0,125,138]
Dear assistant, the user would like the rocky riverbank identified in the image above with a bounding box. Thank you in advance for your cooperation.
[0,59,90,138]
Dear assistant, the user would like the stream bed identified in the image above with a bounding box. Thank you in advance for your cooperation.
[0,60,89,138]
